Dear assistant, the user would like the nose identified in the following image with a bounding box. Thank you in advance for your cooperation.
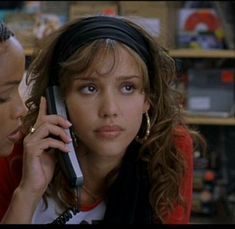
[98,92,119,118]
[11,95,28,120]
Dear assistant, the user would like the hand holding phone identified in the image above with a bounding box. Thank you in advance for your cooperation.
[45,86,84,188]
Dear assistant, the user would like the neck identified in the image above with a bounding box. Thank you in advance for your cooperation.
[78,148,122,182]
[78,184,105,208]
[77,145,124,205]
[82,185,103,203]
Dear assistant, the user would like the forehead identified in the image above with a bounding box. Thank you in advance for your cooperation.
[0,41,7,55]
[97,45,141,72]
[0,38,25,83]
[76,44,143,77]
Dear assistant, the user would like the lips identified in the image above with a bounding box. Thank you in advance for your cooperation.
[94,125,124,139]
[7,127,23,143]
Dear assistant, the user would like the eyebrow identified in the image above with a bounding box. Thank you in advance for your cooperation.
[75,75,142,81]
[0,80,21,86]
[117,75,142,80]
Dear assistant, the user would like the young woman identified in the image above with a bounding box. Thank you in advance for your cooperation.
[0,22,27,157]
[0,16,205,224]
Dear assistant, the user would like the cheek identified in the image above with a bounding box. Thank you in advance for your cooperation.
[123,103,145,133]
[0,106,9,137]
[66,98,92,131]
[69,109,89,127]
[123,97,146,117]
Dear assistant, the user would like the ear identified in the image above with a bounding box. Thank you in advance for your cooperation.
[143,100,150,113]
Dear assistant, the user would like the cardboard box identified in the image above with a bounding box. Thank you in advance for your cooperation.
[119,1,168,16]
[119,1,180,49]
[69,1,118,21]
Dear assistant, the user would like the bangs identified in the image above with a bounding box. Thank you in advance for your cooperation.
[59,39,148,93]
[59,39,117,92]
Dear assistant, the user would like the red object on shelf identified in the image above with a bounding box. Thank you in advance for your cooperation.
[221,70,234,84]
[184,11,220,32]
[204,170,216,182]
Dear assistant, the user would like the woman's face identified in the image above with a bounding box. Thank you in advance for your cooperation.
[65,45,149,161]
[0,37,27,156]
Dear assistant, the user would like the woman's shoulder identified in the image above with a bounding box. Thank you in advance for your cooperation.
[0,140,23,185]
[174,125,192,138]
[174,126,193,143]
[0,141,24,220]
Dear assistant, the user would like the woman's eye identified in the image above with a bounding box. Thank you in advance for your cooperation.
[80,85,97,94]
[0,97,10,104]
[121,84,136,94]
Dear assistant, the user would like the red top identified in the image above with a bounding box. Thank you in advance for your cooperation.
[0,127,193,224]
[165,127,194,224]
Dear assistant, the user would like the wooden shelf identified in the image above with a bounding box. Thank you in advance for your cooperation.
[185,116,235,126]
[24,48,34,56]
[169,49,235,58]
[25,48,235,59]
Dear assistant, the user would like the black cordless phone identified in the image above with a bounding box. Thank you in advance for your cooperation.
[45,86,83,188]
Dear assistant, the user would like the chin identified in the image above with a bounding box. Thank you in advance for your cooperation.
[0,143,14,157]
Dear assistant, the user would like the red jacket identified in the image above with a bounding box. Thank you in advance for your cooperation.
[0,128,193,224]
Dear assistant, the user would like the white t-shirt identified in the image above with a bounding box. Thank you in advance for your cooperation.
[32,197,106,224]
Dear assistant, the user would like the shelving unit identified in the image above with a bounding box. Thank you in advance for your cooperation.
[185,116,235,126]
[25,48,235,59]
[175,47,235,221]
[170,49,235,126]
[169,49,235,59]
[24,48,35,56]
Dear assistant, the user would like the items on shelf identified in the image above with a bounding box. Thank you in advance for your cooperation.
[186,68,235,118]
[192,150,218,216]
[177,8,225,50]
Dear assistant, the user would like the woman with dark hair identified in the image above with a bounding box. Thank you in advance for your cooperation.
[0,22,26,157]
[0,16,205,224]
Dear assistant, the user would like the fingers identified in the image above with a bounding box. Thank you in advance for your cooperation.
[24,134,70,156]
[25,96,73,154]
[36,137,70,153]
[29,123,72,149]
[36,96,72,129]
[38,96,47,117]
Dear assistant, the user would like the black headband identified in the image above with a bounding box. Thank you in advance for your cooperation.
[49,16,154,85]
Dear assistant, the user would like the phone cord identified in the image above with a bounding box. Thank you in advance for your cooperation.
[49,207,80,224]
